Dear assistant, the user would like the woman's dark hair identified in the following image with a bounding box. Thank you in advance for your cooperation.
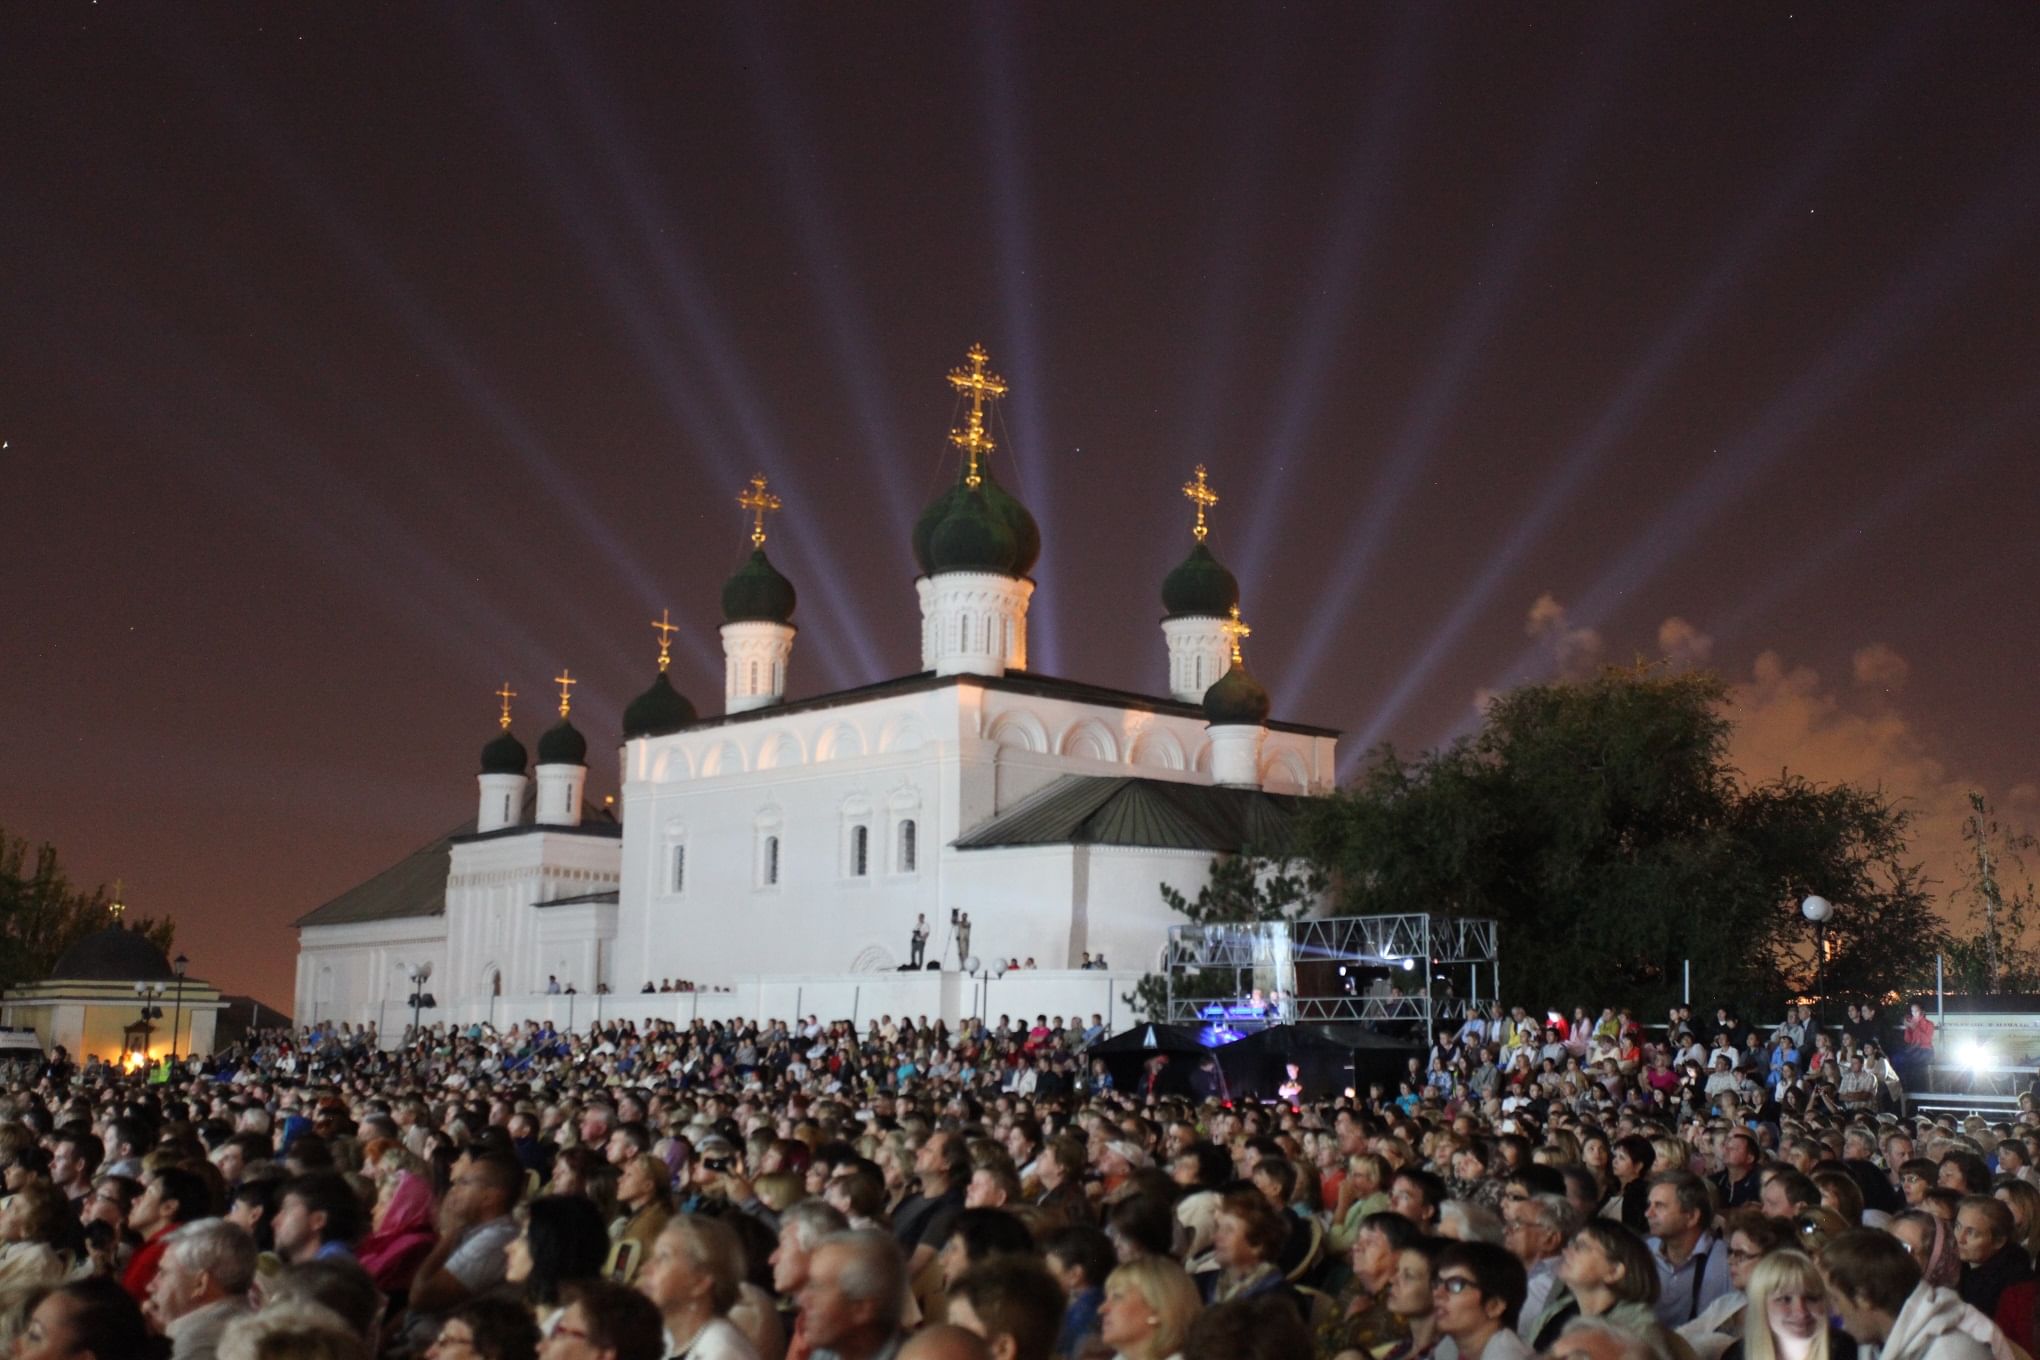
[448,1296,541,1360]
[229,1176,281,1252]
[1612,1136,1657,1178]
[1107,1194,1179,1259]
[942,1207,1036,1266]
[37,1277,166,1360]
[522,1194,611,1308]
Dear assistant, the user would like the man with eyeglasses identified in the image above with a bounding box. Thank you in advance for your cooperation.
[1500,1186,1578,1341]
[1432,1240,1533,1360]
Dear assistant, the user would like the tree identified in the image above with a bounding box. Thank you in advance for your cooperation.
[1125,850,1325,1020]
[1296,666,1944,1015]
[0,824,175,992]
[1943,792,2040,994]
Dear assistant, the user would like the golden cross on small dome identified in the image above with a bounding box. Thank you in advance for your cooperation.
[554,669,576,718]
[947,343,1007,489]
[109,878,125,921]
[737,474,781,548]
[494,682,517,731]
[1221,603,1251,665]
[1182,465,1219,542]
[650,610,678,673]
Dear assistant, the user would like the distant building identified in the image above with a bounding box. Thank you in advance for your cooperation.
[2,921,223,1065]
[294,348,1337,1033]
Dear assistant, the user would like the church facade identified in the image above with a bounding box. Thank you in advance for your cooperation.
[294,348,1338,1032]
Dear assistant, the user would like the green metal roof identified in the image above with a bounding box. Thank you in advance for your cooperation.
[296,793,618,929]
[953,775,1301,852]
[293,827,454,928]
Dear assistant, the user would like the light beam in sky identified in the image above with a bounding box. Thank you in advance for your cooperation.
[1280,17,1639,710]
[973,6,1062,674]
[1224,8,1435,600]
[1333,13,1940,764]
[473,10,887,686]
[1450,140,2040,751]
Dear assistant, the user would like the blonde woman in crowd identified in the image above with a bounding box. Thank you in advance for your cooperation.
[1681,1211,1796,1360]
[1098,1255,1202,1360]
[1724,1252,1840,1360]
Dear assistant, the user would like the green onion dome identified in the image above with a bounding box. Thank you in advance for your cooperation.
[914,467,1037,579]
[1162,541,1240,619]
[977,468,1040,577]
[622,671,696,740]
[721,547,797,625]
[480,728,528,776]
[1202,660,1271,726]
[535,717,588,766]
[926,486,1019,576]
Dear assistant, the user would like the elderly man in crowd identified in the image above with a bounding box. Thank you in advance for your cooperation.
[145,1219,257,1360]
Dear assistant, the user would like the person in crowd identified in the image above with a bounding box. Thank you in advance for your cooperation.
[1679,1210,1795,1360]
[1186,1295,1313,1360]
[271,1171,369,1267]
[1504,1190,1581,1344]
[1197,1190,1299,1318]
[408,1150,524,1346]
[0,1180,75,1308]
[1042,1225,1113,1359]
[1645,1172,1733,1329]
[505,1195,611,1336]
[144,1218,256,1360]
[1365,1236,1447,1360]
[1432,1241,1533,1360]
[1723,1251,1846,1360]
[945,1255,1066,1360]
[637,1215,759,1360]
[21,1276,168,1360]
[1818,1228,1991,1360]
[613,1153,675,1285]
[798,1230,909,1360]
[1096,1256,1200,1360]
[1607,1138,1657,1233]
[426,1298,542,1360]
[1555,1220,1693,1360]
[357,1169,439,1303]
[123,1167,214,1302]
[1321,1211,1417,1359]
[539,1279,666,1360]
[1390,1169,1446,1233]
[1953,1194,2034,1317]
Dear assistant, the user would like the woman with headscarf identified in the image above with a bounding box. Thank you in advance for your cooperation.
[355,1170,439,1303]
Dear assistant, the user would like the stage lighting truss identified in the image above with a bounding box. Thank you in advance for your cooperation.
[1163,914,1499,1049]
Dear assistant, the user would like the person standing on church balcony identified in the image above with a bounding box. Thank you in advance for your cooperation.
[911,916,929,969]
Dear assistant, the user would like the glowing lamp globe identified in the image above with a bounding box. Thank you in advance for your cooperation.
[1800,895,1833,924]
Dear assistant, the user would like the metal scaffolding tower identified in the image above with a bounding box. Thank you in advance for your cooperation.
[1162,914,1500,1049]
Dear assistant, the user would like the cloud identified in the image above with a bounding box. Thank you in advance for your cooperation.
[1851,642,1911,693]
[1658,616,1714,668]
[1723,644,1978,900]
[1523,592,1604,679]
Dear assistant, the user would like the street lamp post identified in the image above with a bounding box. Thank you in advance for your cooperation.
[406,963,435,1040]
[170,953,189,1066]
[133,982,165,1068]
[1801,895,1835,1022]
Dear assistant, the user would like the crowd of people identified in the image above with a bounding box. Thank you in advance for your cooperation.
[0,994,2028,1360]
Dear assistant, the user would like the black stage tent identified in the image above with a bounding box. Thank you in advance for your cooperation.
[1212,1023,1422,1103]
[1089,1023,1220,1100]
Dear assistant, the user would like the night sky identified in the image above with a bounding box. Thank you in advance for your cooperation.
[6,5,2038,1011]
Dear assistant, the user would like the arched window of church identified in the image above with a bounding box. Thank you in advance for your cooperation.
[959,615,970,651]
[899,819,917,873]
[764,835,780,886]
[671,844,686,894]
[749,661,759,692]
[851,825,869,877]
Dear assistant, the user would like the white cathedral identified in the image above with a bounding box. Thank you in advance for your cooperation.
[294,347,1340,1034]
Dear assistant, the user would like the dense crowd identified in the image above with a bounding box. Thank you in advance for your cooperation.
[0,996,2033,1360]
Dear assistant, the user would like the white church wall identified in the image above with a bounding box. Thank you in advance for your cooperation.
[295,916,447,1029]
[385,969,1146,1040]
